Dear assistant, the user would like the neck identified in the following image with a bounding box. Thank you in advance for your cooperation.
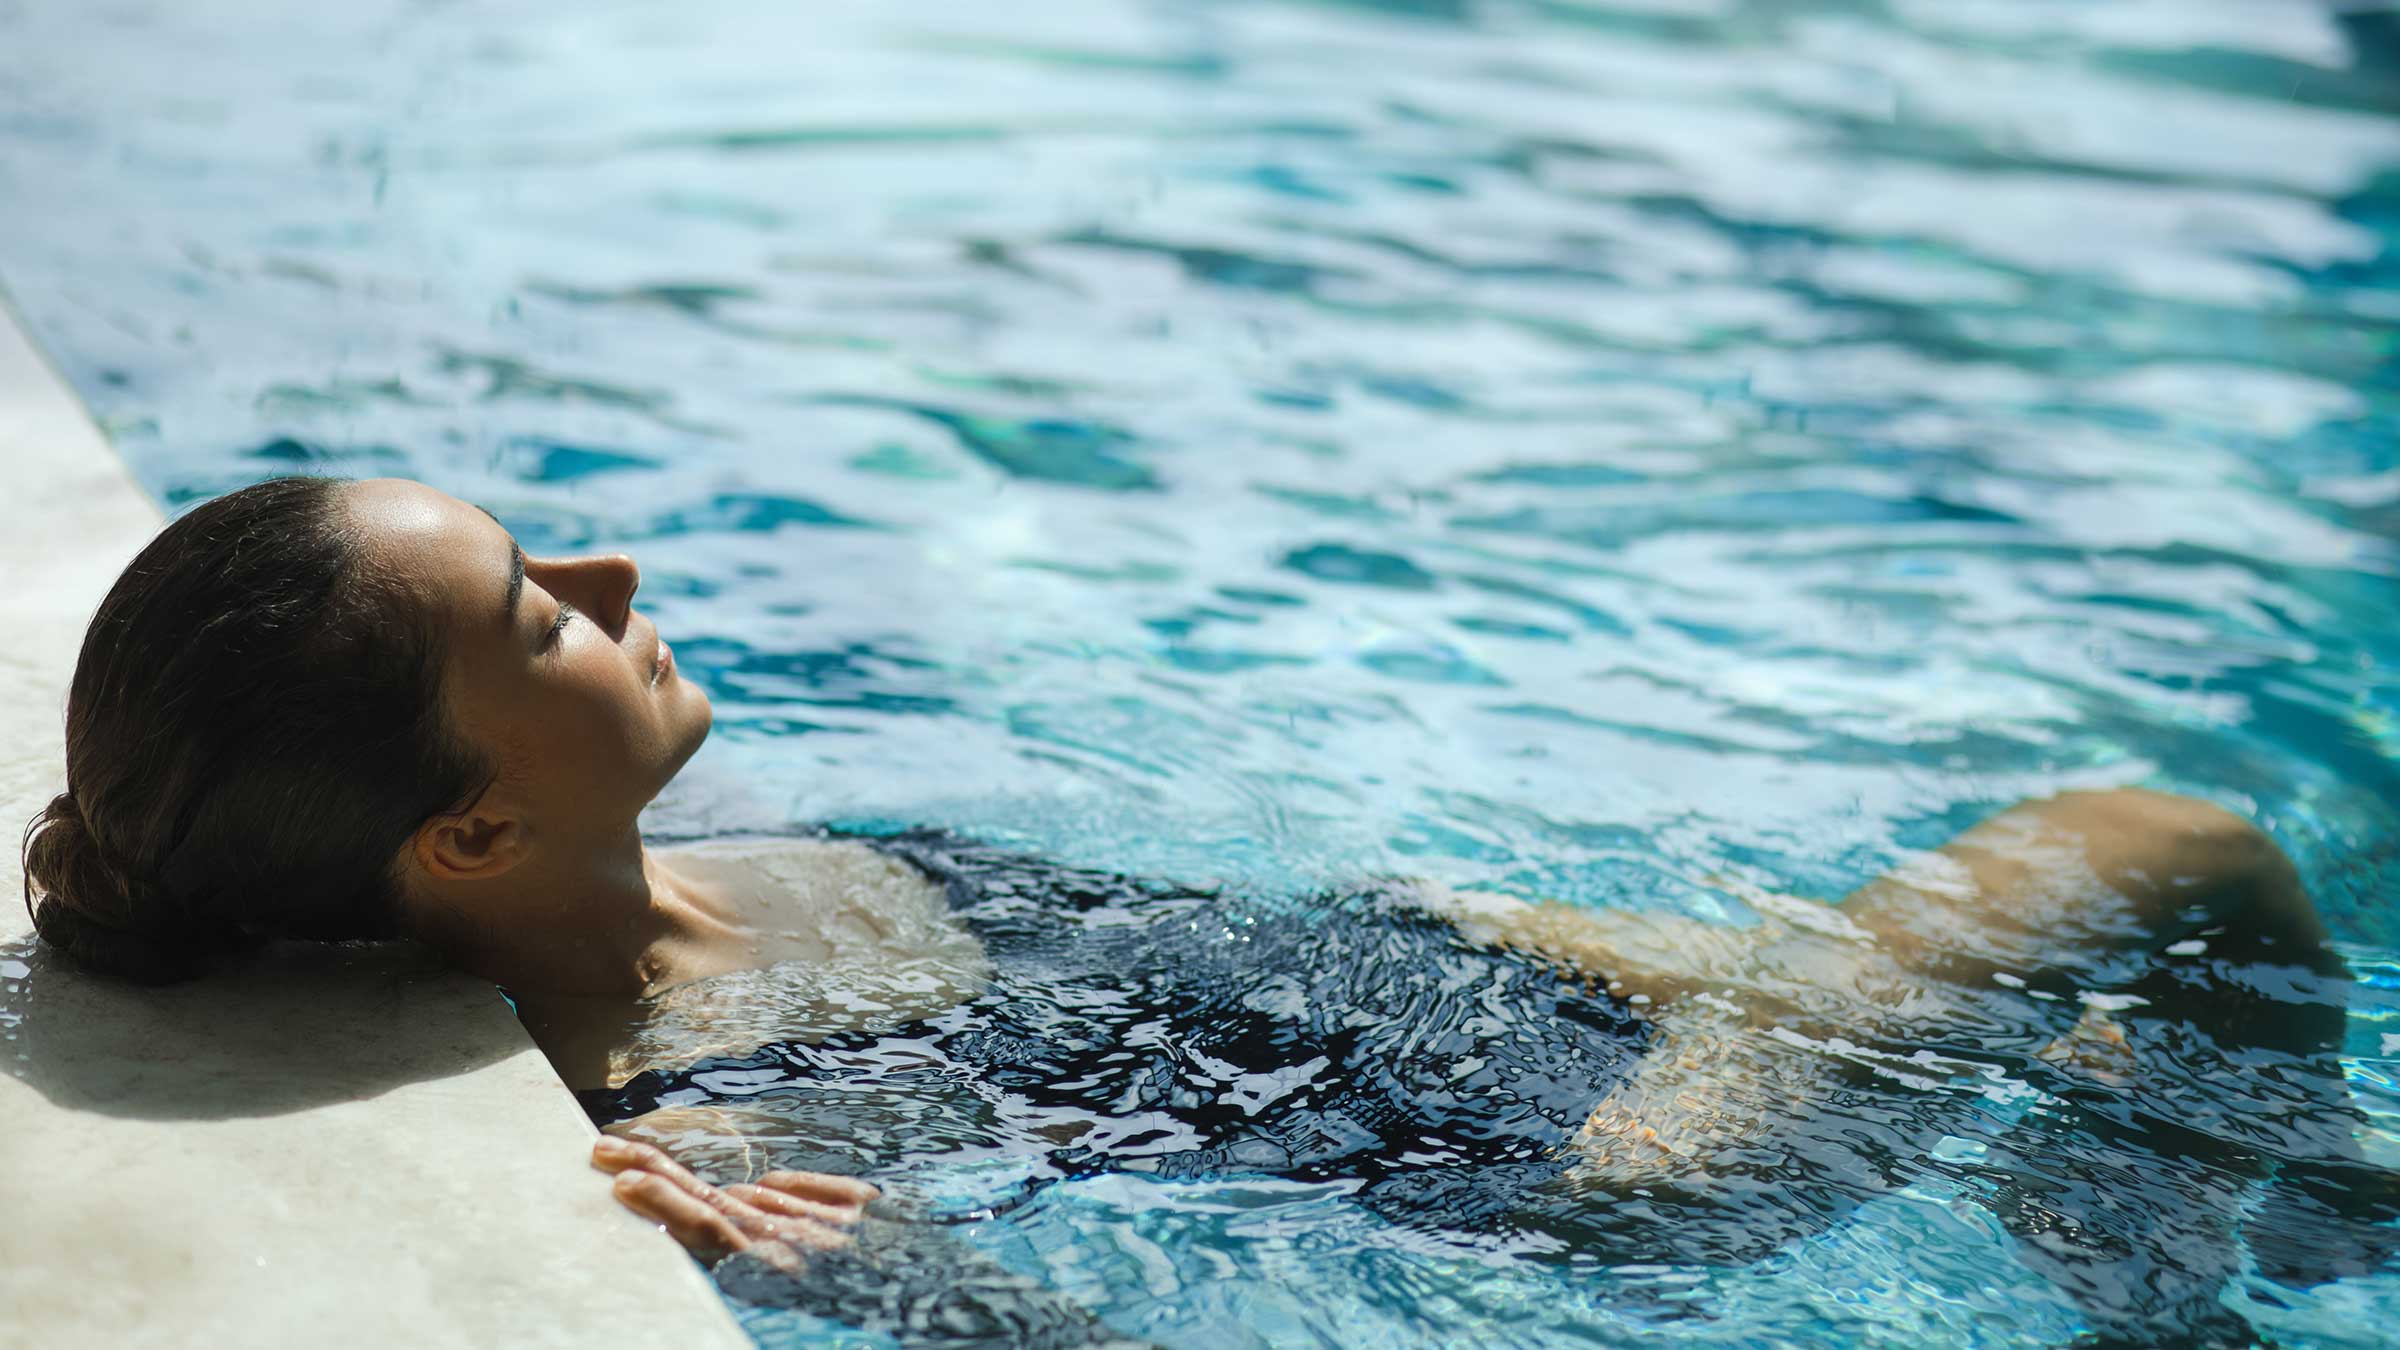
[416,823,737,998]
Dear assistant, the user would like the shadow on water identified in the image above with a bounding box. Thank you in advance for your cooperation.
[0,935,525,1120]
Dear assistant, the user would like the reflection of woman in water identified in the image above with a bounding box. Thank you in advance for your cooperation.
[26,477,2395,1343]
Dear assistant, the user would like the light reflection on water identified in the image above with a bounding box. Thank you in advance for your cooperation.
[2,0,2397,1344]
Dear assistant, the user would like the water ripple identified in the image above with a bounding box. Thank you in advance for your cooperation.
[4,0,2398,1343]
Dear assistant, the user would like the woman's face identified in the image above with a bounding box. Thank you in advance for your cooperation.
[344,478,713,837]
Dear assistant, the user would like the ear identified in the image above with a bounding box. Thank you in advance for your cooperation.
[410,801,532,884]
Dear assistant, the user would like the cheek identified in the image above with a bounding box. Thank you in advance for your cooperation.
[553,649,676,775]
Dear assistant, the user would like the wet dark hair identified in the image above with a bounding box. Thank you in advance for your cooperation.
[20,475,493,983]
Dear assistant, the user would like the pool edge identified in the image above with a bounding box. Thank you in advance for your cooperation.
[0,296,749,1350]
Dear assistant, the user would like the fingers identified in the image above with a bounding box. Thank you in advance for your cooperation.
[611,1169,748,1262]
[592,1136,869,1267]
[610,1168,856,1261]
[723,1183,864,1226]
[592,1135,700,1184]
[759,1170,881,1207]
[717,1190,857,1250]
[595,1139,878,1210]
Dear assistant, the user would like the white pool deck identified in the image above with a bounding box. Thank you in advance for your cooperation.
[0,299,749,1348]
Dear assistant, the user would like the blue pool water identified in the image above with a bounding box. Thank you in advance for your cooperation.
[3,0,2398,1343]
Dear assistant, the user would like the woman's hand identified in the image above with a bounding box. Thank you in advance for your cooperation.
[590,1136,878,1272]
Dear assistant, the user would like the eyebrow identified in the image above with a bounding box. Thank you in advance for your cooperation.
[505,539,526,623]
[477,505,526,624]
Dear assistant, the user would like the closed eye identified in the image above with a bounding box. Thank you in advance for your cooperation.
[545,603,579,647]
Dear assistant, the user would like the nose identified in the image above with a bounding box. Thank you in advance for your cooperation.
[528,552,641,638]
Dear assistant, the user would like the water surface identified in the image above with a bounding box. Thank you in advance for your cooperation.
[2,0,2396,1344]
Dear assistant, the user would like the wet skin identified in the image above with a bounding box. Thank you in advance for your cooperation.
[584,790,2386,1343]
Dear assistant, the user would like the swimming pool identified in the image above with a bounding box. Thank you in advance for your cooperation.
[1,0,2395,1343]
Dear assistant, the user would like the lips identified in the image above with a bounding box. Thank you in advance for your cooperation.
[652,637,673,687]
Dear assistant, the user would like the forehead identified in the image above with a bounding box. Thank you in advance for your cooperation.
[340,477,507,618]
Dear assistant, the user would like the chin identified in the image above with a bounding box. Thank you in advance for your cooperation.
[673,687,714,763]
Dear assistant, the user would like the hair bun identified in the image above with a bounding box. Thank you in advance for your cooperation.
[21,791,213,984]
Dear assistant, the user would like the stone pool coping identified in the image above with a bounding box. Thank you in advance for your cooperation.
[0,297,749,1348]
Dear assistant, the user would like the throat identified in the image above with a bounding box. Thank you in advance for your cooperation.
[619,852,762,995]
[420,836,732,1000]
[506,836,994,1089]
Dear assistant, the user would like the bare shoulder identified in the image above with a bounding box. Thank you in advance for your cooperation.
[659,835,951,920]
[657,833,934,877]
[578,835,991,1087]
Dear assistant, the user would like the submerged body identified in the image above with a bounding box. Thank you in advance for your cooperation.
[555,791,2392,1345]
[584,832,1653,1245]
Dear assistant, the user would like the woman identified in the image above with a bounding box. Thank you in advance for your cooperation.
[24,476,2393,1344]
